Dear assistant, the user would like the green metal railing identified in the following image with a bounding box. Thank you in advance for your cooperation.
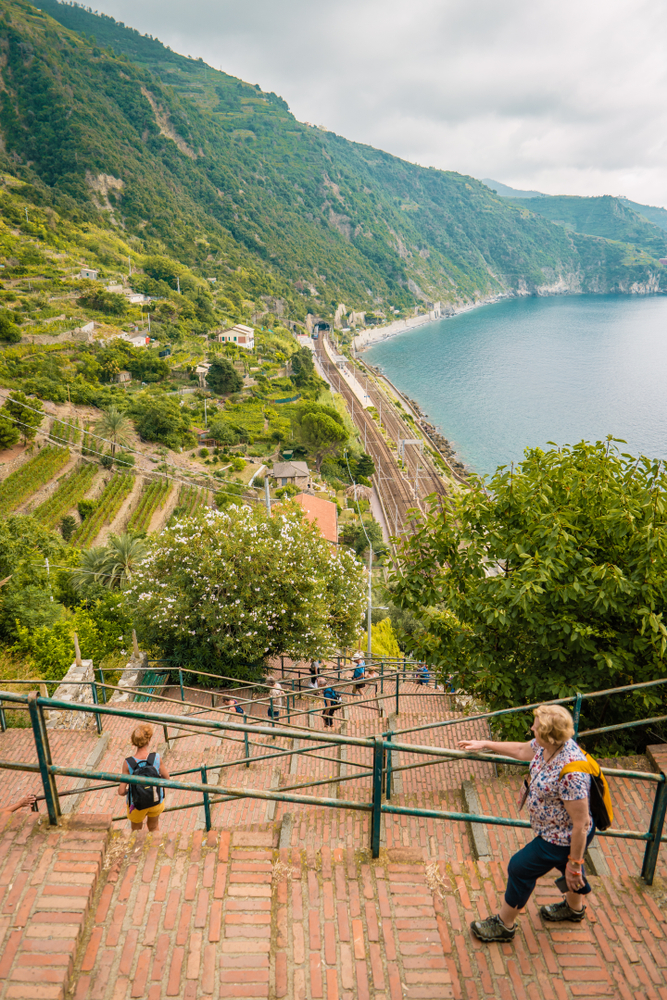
[0,677,666,883]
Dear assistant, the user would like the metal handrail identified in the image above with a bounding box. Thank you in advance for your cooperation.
[0,681,665,884]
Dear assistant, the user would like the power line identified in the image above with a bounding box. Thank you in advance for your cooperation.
[0,397,262,504]
[0,391,254,492]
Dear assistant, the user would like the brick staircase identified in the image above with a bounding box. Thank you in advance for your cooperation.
[1,684,667,999]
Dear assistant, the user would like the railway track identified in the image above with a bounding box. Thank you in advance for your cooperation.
[316,339,448,537]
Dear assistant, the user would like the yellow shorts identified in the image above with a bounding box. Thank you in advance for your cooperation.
[127,800,165,823]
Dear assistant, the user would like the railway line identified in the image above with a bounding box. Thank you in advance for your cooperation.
[316,339,451,538]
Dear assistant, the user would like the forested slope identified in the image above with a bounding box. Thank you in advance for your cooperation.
[0,0,664,320]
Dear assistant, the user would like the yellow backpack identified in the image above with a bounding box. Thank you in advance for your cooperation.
[560,753,613,831]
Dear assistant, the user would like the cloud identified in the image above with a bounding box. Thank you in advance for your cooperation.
[94,0,667,206]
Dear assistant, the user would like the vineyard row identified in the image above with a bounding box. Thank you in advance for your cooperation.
[71,472,134,547]
[32,462,98,530]
[0,446,70,518]
[127,479,172,533]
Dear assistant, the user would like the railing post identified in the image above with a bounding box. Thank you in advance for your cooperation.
[91,682,102,735]
[201,767,211,832]
[370,737,383,858]
[244,727,250,767]
[380,660,384,696]
[27,692,60,826]
[270,698,275,728]
[395,670,399,717]
[573,692,583,740]
[0,699,5,733]
[179,669,185,703]
[385,733,392,801]
[163,725,169,744]
[98,668,107,705]
[641,775,667,885]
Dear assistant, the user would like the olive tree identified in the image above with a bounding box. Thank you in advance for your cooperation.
[389,439,667,745]
[127,503,366,680]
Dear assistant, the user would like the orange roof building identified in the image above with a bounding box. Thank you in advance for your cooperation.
[294,492,338,545]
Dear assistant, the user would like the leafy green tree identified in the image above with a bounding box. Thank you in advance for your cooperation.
[296,403,348,471]
[3,391,43,444]
[0,515,68,641]
[290,347,320,389]
[340,519,386,558]
[77,288,127,316]
[208,418,239,446]
[60,515,76,541]
[354,452,376,479]
[127,504,366,678]
[95,406,133,457]
[129,393,193,450]
[0,412,20,450]
[206,358,243,395]
[389,440,667,745]
[0,310,21,344]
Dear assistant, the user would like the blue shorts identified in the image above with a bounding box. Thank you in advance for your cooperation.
[505,826,596,909]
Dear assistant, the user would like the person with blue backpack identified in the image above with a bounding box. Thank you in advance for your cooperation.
[118,723,170,831]
[318,676,343,728]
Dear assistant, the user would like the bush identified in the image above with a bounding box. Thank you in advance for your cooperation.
[78,499,98,521]
[199,447,209,458]
[60,514,76,541]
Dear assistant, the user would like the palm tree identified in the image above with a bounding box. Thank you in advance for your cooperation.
[70,534,148,591]
[95,406,133,458]
[69,546,110,591]
[101,533,148,588]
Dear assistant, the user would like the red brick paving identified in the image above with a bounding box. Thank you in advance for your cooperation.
[0,682,666,998]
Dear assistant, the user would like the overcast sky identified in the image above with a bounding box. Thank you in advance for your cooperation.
[93,0,667,208]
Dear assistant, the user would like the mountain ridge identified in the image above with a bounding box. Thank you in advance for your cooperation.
[0,0,664,324]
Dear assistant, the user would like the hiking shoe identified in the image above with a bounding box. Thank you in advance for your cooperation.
[540,900,586,922]
[470,914,516,942]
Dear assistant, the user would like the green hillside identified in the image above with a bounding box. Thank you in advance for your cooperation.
[0,0,664,326]
[621,199,667,235]
[511,195,667,259]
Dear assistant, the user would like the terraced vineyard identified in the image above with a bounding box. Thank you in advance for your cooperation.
[0,446,70,517]
[32,462,98,529]
[127,479,172,533]
[176,484,209,516]
[71,472,134,547]
[50,417,81,445]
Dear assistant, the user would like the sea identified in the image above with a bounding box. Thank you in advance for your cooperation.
[363,294,667,477]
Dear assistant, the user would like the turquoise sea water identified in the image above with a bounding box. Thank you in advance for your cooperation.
[364,294,667,477]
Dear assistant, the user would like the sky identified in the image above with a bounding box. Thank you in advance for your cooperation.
[92,0,667,208]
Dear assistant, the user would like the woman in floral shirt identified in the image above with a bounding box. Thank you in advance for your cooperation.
[458,704,595,943]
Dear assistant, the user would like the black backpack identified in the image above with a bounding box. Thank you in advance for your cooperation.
[126,753,162,811]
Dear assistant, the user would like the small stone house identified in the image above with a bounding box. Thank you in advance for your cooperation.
[271,461,310,489]
[113,370,132,384]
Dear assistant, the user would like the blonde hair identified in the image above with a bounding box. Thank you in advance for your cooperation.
[317,676,328,688]
[131,723,153,748]
[533,705,574,744]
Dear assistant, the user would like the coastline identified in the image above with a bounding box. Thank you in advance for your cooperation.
[351,291,512,352]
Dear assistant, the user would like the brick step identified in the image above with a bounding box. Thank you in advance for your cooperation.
[0,811,112,1000]
[5,814,663,1000]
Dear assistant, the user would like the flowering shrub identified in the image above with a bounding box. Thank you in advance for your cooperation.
[126,504,366,677]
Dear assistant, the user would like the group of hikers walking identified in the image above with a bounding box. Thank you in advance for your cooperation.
[2,651,608,951]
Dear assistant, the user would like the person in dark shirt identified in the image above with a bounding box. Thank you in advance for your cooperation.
[308,659,321,689]
[221,695,246,718]
[318,676,342,728]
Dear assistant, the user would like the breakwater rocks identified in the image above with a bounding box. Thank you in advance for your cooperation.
[403,395,469,479]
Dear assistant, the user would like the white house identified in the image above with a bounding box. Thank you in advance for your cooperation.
[80,268,99,280]
[118,333,149,348]
[216,324,255,350]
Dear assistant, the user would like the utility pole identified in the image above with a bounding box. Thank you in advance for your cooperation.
[24,207,29,224]
[128,255,132,277]
[366,545,373,663]
[177,277,181,294]
[204,398,208,429]
[264,476,271,514]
